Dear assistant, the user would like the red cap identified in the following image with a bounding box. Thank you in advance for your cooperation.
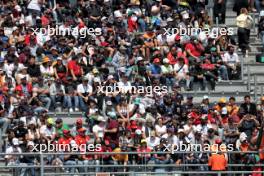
[76,118,83,125]
[153,58,160,63]
[215,138,222,144]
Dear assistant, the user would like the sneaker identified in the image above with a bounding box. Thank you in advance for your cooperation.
[69,108,73,113]
[75,108,79,112]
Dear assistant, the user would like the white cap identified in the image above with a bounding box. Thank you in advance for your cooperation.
[27,141,34,147]
[137,57,143,61]
[94,77,100,82]
[12,138,19,145]
[107,75,114,80]
[239,132,247,142]
[203,95,209,100]
[114,10,123,18]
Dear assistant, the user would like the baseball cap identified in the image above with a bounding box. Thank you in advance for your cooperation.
[107,75,114,80]
[47,118,54,125]
[76,118,83,125]
[187,95,193,99]
[219,98,227,104]
[55,118,63,123]
[203,95,209,100]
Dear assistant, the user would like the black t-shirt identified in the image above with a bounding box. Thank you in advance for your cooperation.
[15,127,28,138]
[27,64,41,77]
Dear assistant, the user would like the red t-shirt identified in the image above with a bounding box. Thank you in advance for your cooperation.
[58,137,73,151]
[68,60,81,76]
[185,43,202,57]
[105,119,119,144]
[75,135,90,152]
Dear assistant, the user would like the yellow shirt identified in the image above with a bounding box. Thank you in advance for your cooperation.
[112,148,128,162]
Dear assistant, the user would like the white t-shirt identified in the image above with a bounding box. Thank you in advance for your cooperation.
[146,136,160,149]
[174,64,189,78]
[77,83,93,94]
[92,125,105,138]
[155,124,167,137]
[223,52,240,66]
[39,125,56,138]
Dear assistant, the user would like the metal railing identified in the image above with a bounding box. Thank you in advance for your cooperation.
[1,151,264,176]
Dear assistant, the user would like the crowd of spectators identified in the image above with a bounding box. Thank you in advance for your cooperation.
[0,0,263,175]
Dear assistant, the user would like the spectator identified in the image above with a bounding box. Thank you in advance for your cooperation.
[236,8,253,57]
[239,95,257,116]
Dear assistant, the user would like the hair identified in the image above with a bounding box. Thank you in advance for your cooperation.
[240,8,248,15]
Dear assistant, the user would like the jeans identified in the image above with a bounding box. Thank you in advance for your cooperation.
[7,162,27,176]
[218,65,229,80]
[0,118,9,152]
[78,97,87,112]
[66,96,79,109]
[64,160,76,173]
[261,31,264,49]
[81,160,100,173]
[50,95,67,110]
[189,76,206,90]
[138,18,146,32]
[39,96,51,110]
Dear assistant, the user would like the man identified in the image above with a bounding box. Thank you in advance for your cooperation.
[185,36,205,64]
[77,77,93,111]
[104,112,119,149]
[112,145,129,172]
[239,95,257,116]
[55,118,70,138]
[68,55,83,81]
[5,138,27,176]
[148,58,162,80]
[75,127,90,152]
[71,118,87,137]
[208,150,228,171]
[40,118,56,142]
[174,57,189,88]
[50,79,67,111]
[222,46,240,80]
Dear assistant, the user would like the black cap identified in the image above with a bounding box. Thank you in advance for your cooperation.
[55,118,63,123]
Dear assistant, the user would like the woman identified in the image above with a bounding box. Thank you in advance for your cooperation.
[236,8,253,57]
[40,56,54,79]
[116,97,130,127]
[54,57,68,84]
[155,117,167,137]
[27,120,40,143]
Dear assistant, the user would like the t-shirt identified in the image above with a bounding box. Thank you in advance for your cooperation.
[208,154,227,171]
[68,60,82,76]
[223,52,240,66]
[92,125,105,138]
[112,148,128,162]
[174,64,189,78]
[185,43,202,57]
[77,83,93,95]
